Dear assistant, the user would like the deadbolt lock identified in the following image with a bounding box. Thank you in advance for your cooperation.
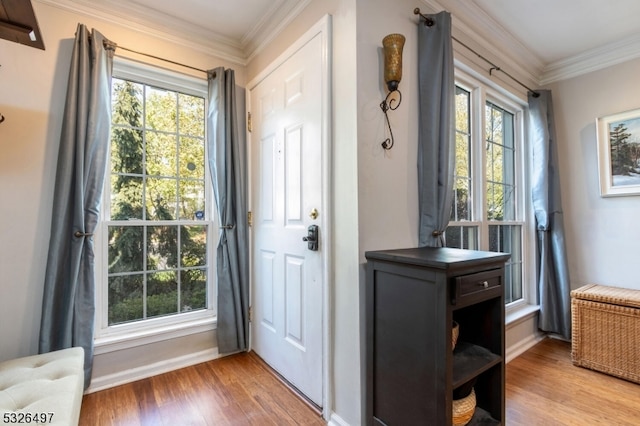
[302,225,319,251]
[309,208,319,220]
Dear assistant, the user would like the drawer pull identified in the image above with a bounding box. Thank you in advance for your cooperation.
[480,281,489,288]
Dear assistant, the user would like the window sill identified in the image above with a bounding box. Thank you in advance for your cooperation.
[506,303,539,327]
[94,316,217,355]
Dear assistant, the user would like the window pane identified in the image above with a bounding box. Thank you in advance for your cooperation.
[456,132,470,178]
[110,176,144,220]
[453,86,472,222]
[146,132,177,177]
[179,180,205,220]
[108,274,144,325]
[502,185,515,221]
[489,224,523,304]
[506,262,523,304]
[445,226,478,250]
[147,271,178,318]
[108,226,144,273]
[146,177,177,220]
[111,128,143,174]
[455,87,470,133]
[146,87,177,132]
[446,226,462,248]
[486,140,503,183]
[112,79,143,127]
[492,108,503,144]
[488,224,498,252]
[181,269,207,311]
[486,182,502,221]
[503,110,514,150]
[452,177,471,221]
[487,182,516,222]
[504,263,513,302]
[179,94,205,138]
[181,225,207,267]
[486,102,516,221]
[147,225,178,270]
[179,137,205,179]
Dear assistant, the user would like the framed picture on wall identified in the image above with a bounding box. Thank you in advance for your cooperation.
[596,108,640,197]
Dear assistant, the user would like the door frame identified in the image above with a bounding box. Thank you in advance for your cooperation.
[245,14,333,418]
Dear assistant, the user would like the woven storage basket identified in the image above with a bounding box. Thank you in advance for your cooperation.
[452,388,476,426]
[571,284,640,384]
[452,321,459,350]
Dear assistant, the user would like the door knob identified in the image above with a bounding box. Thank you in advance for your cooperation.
[302,225,319,251]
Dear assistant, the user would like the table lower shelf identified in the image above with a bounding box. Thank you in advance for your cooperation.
[453,341,502,389]
[468,407,500,425]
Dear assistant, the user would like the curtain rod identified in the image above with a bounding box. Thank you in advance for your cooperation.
[114,44,210,75]
[414,8,540,98]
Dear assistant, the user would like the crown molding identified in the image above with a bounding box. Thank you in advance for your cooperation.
[37,0,311,67]
[420,0,640,87]
[244,0,312,62]
[36,0,247,65]
[418,0,543,90]
[39,0,639,84]
[540,33,640,85]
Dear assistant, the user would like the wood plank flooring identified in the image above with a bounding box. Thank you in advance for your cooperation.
[81,339,640,425]
[79,352,324,426]
[506,338,640,425]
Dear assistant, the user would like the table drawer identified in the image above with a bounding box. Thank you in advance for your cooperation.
[452,269,502,306]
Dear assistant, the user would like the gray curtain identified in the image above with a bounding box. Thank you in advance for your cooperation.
[417,11,456,247]
[39,24,115,388]
[528,90,571,339]
[206,67,250,353]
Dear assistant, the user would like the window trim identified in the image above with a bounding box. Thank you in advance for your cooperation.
[94,58,217,351]
[451,64,537,320]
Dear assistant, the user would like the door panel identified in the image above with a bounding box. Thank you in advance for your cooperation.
[259,250,276,329]
[250,33,324,406]
[285,254,305,347]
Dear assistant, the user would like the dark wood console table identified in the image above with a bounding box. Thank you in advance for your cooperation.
[365,247,510,425]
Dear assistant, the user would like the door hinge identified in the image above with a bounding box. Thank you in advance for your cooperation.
[247,112,252,133]
[247,211,252,227]
[248,306,252,322]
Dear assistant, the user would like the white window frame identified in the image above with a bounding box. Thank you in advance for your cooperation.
[451,65,537,321]
[94,58,217,352]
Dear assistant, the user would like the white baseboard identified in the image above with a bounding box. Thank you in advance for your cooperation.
[506,332,545,363]
[86,347,220,394]
[328,412,351,426]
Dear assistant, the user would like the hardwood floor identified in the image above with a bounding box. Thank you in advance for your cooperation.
[506,338,640,425]
[81,339,640,425]
[79,352,324,426]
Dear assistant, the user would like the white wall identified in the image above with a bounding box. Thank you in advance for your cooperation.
[549,57,640,291]
[355,0,422,254]
[0,0,240,381]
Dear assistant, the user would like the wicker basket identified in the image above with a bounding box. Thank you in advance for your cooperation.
[452,387,476,426]
[571,284,640,384]
[452,321,459,350]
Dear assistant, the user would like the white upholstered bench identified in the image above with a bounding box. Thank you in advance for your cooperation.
[0,347,84,426]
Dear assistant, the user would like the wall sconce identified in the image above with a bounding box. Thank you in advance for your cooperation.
[380,33,405,150]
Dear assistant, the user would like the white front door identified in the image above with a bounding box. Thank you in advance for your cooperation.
[248,26,328,407]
